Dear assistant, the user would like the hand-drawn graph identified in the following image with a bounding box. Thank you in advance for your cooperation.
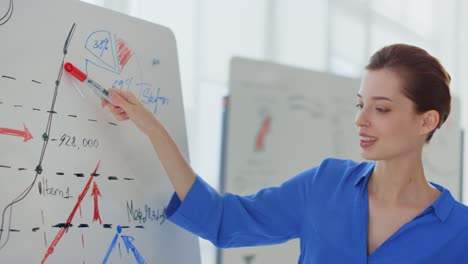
[0,1,200,263]
[0,23,162,264]
[0,22,77,253]
[83,30,170,115]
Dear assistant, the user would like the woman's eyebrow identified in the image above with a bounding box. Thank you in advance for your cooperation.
[357,94,393,101]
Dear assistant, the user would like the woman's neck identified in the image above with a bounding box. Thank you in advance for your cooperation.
[370,153,439,207]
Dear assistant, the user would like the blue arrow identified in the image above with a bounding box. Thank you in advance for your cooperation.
[121,235,146,264]
[102,225,122,264]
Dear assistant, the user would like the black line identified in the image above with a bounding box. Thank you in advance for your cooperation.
[68,115,77,118]
[31,80,42,84]
[88,119,97,122]
[108,122,118,126]
[108,176,118,180]
[135,226,144,229]
[43,232,47,248]
[123,178,134,181]
[120,226,130,229]
[0,229,15,232]
[0,22,77,252]
[13,105,22,108]
[53,223,72,228]
[0,0,13,27]
[50,139,57,141]
[56,172,64,175]
[46,110,57,114]
[32,227,40,232]
[74,173,85,178]
[78,224,89,228]
[91,173,100,177]
[1,75,15,80]
[41,210,44,224]
[103,224,112,229]
[0,165,11,169]
[33,108,41,111]
[17,168,26,171]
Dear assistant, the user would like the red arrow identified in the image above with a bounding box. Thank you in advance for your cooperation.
[0,124,33,142]
[42,161,101,264]
[91,181,102,224]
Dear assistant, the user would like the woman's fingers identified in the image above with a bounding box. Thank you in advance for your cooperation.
[101,98,109,108]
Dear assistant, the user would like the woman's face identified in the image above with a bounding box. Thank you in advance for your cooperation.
[355,69,425,161]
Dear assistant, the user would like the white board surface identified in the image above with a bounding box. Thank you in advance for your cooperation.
[220,57,462,264]
[0,0,200,263]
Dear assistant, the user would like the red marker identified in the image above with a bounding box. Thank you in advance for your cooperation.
[64,62,111,101]
[64,62,87,82]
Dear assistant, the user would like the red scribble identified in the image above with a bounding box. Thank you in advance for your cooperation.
[91,182,102,224]
[117,38,132,71]
[255,117,271,152]
[41,161,101,264]
[0,124,33,142]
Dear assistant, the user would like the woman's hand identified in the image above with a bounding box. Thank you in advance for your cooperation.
[102,89,159,136]
[102,88,196,200]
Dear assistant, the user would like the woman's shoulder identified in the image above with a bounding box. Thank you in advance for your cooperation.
[295,157,375,188]
[317,157,374,176]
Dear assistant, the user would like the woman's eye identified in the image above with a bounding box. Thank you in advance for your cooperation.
[355,103,363,109]
[376,108,389,113]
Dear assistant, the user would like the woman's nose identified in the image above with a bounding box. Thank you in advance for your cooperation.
[355,108,370,128]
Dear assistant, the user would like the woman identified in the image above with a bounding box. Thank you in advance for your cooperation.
[103,44,468,263]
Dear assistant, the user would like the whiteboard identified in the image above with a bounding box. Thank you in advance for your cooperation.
[220,57,462,264]
[0,0,200,263]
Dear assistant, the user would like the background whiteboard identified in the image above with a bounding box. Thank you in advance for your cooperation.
[0,0,200,263]
[220,57,462,264]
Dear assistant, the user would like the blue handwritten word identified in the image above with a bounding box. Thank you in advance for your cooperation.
[137,83,169,114]
[112,77,133,90]
[93,38,109,57]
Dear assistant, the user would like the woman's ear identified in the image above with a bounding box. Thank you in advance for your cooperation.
[420,110,440,135]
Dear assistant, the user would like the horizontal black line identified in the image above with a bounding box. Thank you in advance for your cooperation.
[33,108,41,111]
[88,119,97,122]
[120,226,130,229]
[53,223,73,228]
[135,226,144,229]
[51,139,57,141]
[0,165,11,168]
[56,172,64,175]
[9,229,20,232]
[68,115,77,118]
[2,75,16,80]
[74,173,85,177]
[18,168,27,171]
[124,178,134,181]
[13,105,23,108]
[78,224,89,228]
[108,122,118,126]
[46,111,58,114]
[108,176,118,180]
[32,227,40,232]
[32,80,42,84]
[91,173,100,177]
[0,102,3,104]
[103,224,112,229]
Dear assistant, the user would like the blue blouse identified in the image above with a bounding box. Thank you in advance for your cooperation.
[166,158,468,263]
